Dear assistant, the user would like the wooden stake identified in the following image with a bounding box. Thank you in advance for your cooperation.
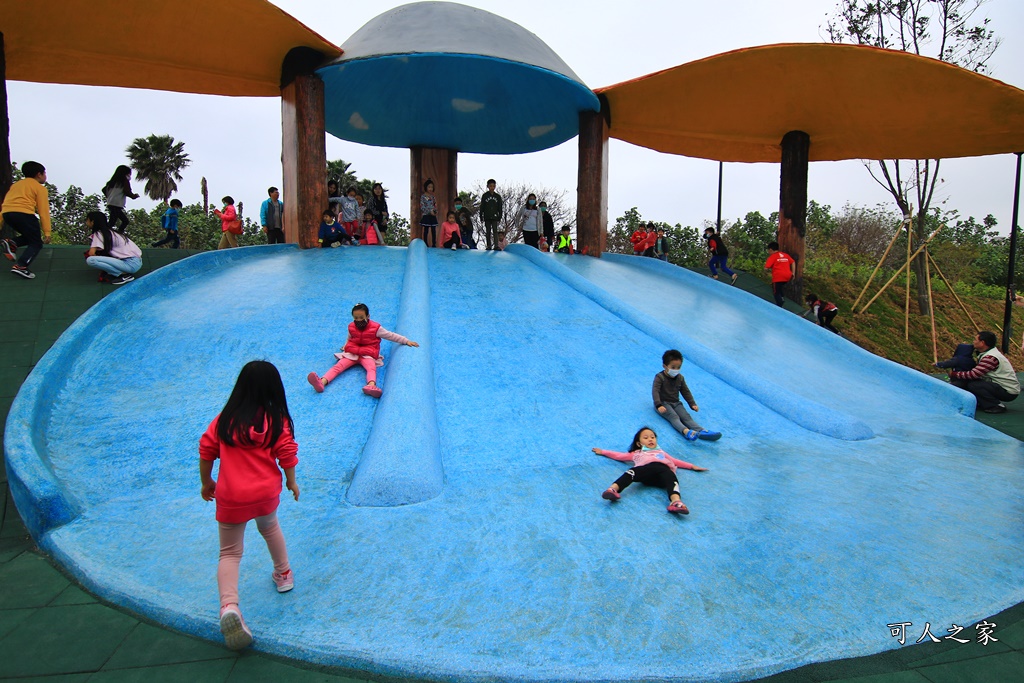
[852,218,909,312]
[925,246,938,363]
[859,226,943,314]
[926,251,984,333]
[905,217,913,340]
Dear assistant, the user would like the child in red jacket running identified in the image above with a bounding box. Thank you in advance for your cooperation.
[199,360,300,651]
[764,241,794,306]
[593,426,708,514]
[307,303,419,398]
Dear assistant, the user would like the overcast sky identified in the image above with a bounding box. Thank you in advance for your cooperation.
[7,0,1024,233]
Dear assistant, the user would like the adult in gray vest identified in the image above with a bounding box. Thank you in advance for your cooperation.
[947,330,1020,414]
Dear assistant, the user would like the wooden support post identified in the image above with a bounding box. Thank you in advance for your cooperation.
[779,130,809,302]
[577,101,609,257]
[859,226,943,314]
[927,251,983,332]
[851,218,909,312]
[0,33,12,202]
[281,48,327,248]
[905,216,913,340]
[410,147,457,246]
[925,246,937,363]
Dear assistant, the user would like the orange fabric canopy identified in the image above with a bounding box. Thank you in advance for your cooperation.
[597,43,1024,163]
[0,0,340,97]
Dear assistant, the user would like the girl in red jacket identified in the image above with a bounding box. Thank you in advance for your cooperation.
[199,360,300,650]
[307,303,419,398]
[593,426,708,514]
[213,195,238,250]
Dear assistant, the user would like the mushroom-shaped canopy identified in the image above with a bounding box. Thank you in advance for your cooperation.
[597,43,1024,163]
[0,0,339,97]
[318,1,600,154]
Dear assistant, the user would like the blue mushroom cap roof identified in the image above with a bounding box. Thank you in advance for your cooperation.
[318,2,599,153]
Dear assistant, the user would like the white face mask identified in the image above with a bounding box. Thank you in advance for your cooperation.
[666,368,681,378]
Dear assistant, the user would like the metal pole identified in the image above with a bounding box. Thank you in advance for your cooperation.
[716,161,723,231]
[1001,152,1023,352]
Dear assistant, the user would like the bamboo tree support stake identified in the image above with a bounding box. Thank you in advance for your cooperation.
[925,246,938,363]
[905,218,913,340]
[926,251,984,333]
[851,217,910,312]
[859,225,944,314]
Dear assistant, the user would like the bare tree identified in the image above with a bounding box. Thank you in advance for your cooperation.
[469,180,576,249]
[823,0,1000,313]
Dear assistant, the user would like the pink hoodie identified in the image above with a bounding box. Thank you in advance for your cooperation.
[595,448,697,473]
[199,415,298,524]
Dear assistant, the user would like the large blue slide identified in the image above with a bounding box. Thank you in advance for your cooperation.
[6,242,1022,682]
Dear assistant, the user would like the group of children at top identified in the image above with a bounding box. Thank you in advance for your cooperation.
[630,223,671,261]
[420,179,574,253]
[317,180,389,248]
[201,301,723,650]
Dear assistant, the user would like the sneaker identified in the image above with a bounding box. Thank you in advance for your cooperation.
[601,487,621,501]
[451,244,457,251]
[362,383,383,398]
[307,372,324,393]
[219,604,253,650]
[110,274,134,285]
[273,569,295,593]
[11,264,34,279]
[1,238,16,261]
[731,273,739,285]
[667,500,689,515]
[983,404,1007,414]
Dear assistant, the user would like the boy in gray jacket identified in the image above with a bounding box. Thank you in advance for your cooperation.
[653,349,722,441]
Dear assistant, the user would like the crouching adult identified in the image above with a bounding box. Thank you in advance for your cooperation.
[947,330,1020,414]
[85,211,143,285]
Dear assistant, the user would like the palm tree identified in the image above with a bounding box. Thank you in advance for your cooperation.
[125,134,191,203]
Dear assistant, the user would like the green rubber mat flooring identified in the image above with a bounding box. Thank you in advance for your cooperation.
[2,247,1022,682]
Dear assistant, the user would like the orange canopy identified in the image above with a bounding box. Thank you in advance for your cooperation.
[0,0,340,97]
[597,43,1024,163]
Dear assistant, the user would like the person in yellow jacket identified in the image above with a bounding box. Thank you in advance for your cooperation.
[1,161,51,279]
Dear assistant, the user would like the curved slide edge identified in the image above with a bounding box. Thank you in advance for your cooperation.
[347,239,444,506]
[3,245,299,538]
[510,245,874,441]
[608,252,976,416]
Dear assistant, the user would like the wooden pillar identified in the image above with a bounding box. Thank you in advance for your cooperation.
[779,130,810,301]
[0,33,13,202]
[410,147,457,244]
[577,102,609,258]
[281,48,327,248]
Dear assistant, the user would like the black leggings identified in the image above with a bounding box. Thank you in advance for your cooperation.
[524,230,539,248]
[421,217,438,247]
[818,309,839,333]
[108,206,130,231]
[3,212,43,267]
[153,231,180,248]
[613,462,680,501]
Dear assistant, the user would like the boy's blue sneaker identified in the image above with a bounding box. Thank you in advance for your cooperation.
[684,430,700,441]
[697,430,722,441]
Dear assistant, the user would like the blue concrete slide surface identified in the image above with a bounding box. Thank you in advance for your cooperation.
[5,243,1024,683]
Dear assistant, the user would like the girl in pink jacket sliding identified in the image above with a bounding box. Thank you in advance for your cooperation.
[593,426,707,514]
[307,303,419,398]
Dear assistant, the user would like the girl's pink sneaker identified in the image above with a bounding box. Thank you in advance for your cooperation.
[667,500,689,515]
[219,604,253,650]
[362,383,383,398]
[601,487,621,501]
[307,372,324,393]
